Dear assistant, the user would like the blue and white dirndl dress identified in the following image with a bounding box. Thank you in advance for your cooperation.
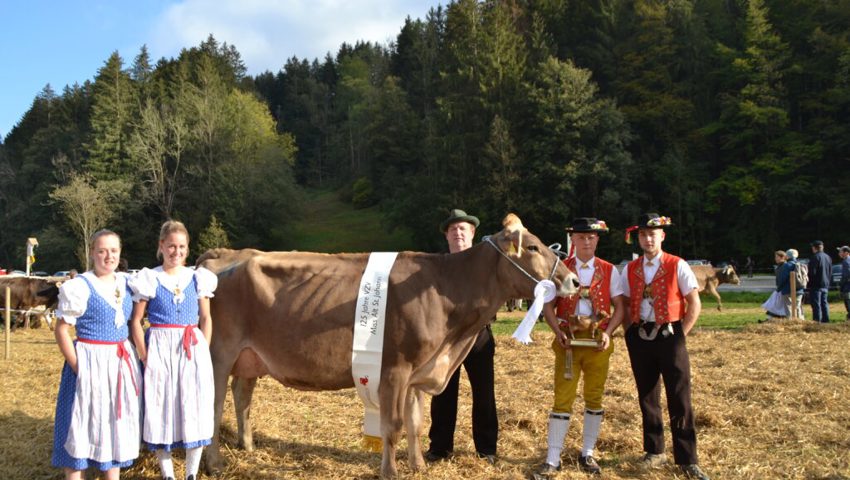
[129,266,217,451]
[52,272,142,471]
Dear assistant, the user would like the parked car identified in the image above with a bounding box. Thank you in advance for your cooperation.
[832,264,843,289]
[686,259,712,266]
[53,270,73,278]
[32,271,49,277]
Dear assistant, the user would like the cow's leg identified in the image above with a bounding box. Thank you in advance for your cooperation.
[404,386,425,471]
[204,347,240,475]
[231,376,258,451]
[708,283,723,311]
[380,369,410,478]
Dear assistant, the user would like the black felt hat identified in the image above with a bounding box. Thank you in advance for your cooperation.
[564,217,609,233]
[636,213,673,228]
[624,213,673,243]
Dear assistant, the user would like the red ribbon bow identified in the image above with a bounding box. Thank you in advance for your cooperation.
[624,225,639,244]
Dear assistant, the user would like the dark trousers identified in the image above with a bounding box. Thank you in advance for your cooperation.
[428,325,498,456]
[810,288,830,323]
[842,292,850,319]
[625,322,698,465]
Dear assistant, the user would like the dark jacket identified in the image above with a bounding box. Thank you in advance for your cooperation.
[840,257,850,293]
[776,260,797,295]
[808,251,833,289]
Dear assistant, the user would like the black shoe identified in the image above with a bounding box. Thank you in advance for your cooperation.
[639,452,667,470]
[579,455,601,475]
[681,464,710,480]
[476,452,497,465]
[423,450,449,463]
[531,462,560,479]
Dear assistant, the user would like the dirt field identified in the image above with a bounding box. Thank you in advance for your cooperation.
[1,319,849,479]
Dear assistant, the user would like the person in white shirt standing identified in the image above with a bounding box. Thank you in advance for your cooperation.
[533,217,624,478]
[620,213,709,480]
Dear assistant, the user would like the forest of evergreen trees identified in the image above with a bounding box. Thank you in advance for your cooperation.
[1,0,849,272]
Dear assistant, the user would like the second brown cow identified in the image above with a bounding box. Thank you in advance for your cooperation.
[691,265,740,311]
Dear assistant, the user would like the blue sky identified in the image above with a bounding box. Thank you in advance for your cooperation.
[0,0,439,140]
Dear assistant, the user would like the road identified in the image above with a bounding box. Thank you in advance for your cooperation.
[717,275,776,293]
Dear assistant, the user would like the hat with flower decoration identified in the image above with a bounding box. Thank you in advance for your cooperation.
[624,213,673,244]
[564,217,609,234]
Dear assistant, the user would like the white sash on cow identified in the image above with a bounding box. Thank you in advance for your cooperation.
[351,252,398,450]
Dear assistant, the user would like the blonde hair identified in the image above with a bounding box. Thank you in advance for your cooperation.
[157,220,190,260]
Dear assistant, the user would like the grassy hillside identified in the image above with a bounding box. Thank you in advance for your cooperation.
[289,189,416,253]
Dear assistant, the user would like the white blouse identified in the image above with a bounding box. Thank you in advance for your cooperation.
[57,271,130,327]
[128,266,218,302]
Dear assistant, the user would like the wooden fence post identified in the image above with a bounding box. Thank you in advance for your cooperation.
[4,286,10,360]
[790,269,797,321]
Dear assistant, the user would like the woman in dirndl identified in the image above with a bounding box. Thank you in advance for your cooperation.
[52,229,142,479]
[129,220,217,480]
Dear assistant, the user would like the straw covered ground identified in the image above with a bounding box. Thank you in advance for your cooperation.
[1,318,849,479]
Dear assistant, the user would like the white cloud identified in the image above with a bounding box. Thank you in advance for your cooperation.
[147,0,436,74]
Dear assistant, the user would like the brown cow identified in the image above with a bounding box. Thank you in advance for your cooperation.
[0,276,61,328]
[691,265,740,311]
[198,214,577,478]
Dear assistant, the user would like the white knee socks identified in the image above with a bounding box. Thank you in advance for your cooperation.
[545,412,571,467]
[581,409,604,457]
[184,446,204,479]
[155,449,175,479]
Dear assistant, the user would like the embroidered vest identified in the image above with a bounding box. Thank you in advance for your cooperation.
[627,253,685,324]
[555,257,614,329]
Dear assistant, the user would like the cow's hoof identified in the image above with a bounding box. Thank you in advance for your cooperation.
[203,453,225,475]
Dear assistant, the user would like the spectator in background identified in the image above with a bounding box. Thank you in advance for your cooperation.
[744,256,754,278]
[761,251,788,322]
[783,249,804,320]
[808,240,832,323]
[837,246,850,321]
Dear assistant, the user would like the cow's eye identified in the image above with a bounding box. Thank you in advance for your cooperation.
[527,245,539,252]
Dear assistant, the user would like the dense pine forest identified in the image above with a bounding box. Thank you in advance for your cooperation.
[1,0,849,273]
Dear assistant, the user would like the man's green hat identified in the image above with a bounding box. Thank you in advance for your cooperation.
[440,209,480,232]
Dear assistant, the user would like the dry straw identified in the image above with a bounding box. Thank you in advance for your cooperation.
[1,318,848,479]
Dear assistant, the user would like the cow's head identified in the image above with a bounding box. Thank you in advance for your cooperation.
[490,213,578,298]
[720,265,741,285]
[34,279,61,309]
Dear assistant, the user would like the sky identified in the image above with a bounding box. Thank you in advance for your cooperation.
[0,0,440,140]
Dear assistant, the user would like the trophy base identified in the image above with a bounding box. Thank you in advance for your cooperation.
[569,338,601,348]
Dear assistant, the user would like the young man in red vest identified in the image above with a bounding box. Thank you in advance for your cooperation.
[533,218,625,478]
[620,213,709,480]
